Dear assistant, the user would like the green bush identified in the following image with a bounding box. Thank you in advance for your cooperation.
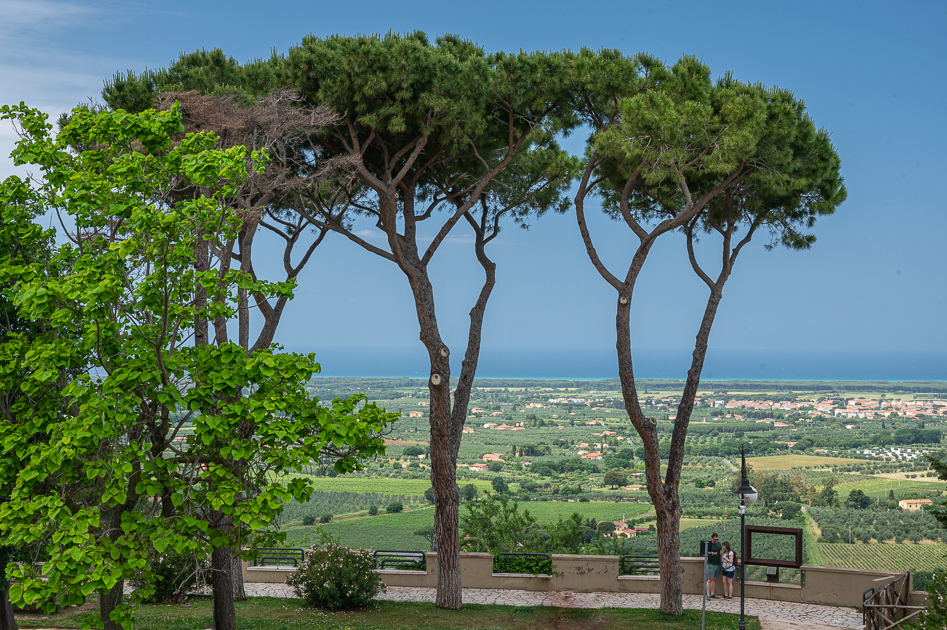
[493,553,552,575]
[286,543,384,610]
[918,570,947,629]
[131,550,209,604]
[386,501,404,513]
[460,483,478,502]
[319,513,333,523]
[368,504,378,516]
[302,515,316,526]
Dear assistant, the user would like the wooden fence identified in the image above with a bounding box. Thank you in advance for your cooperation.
[862,572,926,630]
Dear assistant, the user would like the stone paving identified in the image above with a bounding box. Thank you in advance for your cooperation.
[244,583,864,629]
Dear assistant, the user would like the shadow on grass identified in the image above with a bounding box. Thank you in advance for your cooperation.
[17,596,761,630]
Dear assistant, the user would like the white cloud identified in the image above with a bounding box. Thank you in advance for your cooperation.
[0,1,153,179]
[3,0,96,29]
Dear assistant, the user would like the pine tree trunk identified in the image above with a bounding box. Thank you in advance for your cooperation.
[211,546,236,630]
[655,497,684,615]
[431,439,461,609]
[426,318,462,610]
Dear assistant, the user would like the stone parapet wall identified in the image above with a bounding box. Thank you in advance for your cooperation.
[242,553,928,609]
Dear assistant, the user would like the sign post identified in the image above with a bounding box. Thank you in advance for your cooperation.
[699,539,711,630]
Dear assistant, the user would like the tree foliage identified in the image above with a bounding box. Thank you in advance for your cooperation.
[104,33,580,610]
[570,48,845,615]
[0,104,394,629]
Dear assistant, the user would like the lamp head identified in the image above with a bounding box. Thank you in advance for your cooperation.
[736,482,758,506]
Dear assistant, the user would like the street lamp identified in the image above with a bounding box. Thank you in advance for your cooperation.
[735,445,758,630]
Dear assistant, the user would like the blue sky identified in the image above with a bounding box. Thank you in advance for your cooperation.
[2,0,946,377]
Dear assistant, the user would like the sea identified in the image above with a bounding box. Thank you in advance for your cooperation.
[297,346,947,382]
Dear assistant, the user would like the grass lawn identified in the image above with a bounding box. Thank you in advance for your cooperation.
[745,455,863,470]
[16,597,760,630]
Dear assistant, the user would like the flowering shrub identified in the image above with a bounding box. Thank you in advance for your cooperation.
[286,543,384,610]
[918,570,947,630]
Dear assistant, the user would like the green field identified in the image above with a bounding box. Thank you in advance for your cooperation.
[834,477,946,501]
[288,501,653,550]
[745,455,863,470]
[286,475,494,496]
[817,541,947,573]
[679,518,725,531]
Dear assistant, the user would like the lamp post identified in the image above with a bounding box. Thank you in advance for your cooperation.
[735,445,758,630]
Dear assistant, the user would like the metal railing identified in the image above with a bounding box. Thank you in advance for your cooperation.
[251,547,305,567]
[374,550,426,571]
[620,554,660,576]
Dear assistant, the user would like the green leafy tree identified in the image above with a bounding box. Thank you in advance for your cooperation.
[819,478,840,507]
[0,104,394,630]
[459,494,540,554]
[780,502,802,520]
[104,68,358,611]
[107,36,579,610]
[604,470,627,488]
[570,50,845,615]
[491,478,509,494]
[846,489,872,510]
[926,455,947,531]
[544,512,585,554]
[386,502,404,514]
[414,525,437,551]
[0,147,56,630]
[459,484,478,502]
[597,521,617,534]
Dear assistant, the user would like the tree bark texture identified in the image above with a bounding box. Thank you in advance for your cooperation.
[98,464,141,630]
[409,270,462,611]
[389,201,497,610]
[99,580,124,630]
[231,553,246,602]
[211,546,236,630]
[574,150,750,614]
[0,595,13,630]
[0,548,17,630]
[655,504,684,615]
[615,297,687,614]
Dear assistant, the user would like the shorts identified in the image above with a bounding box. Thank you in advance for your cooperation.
[723,569,735,578]
[705,564,722,579]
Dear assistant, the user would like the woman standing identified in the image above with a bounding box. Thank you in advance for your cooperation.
[721,541,737,599]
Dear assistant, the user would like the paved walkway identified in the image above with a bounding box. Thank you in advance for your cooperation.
[244,583,864,629]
